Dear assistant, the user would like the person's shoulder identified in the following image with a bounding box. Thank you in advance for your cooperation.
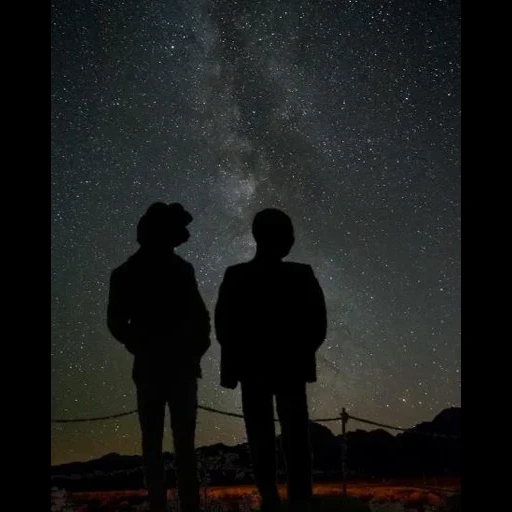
[108,259,135,292]
[226,262,248,274]
[110,259,131,280]
[282,261,313,274]
[223,262,251,279]
[173,253,193,268]
[110,250,147,279]
[171,254,197,277]
[230,261,251,271]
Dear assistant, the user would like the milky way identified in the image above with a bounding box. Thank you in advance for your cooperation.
[51,0,460,464]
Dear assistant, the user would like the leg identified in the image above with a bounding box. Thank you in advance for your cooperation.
[168,376,200,512]
[137,382,168,512]
[241,381,282,511]
[275,382,313,505]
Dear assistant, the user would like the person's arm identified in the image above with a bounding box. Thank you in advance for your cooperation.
[184,264,211,360]
[215,267,241,347]
[303,265,328,352]
[214,268,239,389]
[106,268,139,355]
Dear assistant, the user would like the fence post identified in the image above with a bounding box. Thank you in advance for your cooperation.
[341,407,348,497]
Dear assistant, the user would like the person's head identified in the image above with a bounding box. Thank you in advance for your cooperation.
[252,208,295,260]
[136,202,193,249]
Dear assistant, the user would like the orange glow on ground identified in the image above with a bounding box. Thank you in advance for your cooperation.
[52,478,460,511]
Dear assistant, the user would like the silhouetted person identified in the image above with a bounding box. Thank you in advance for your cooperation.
[215,209,327,512]
[107,202,210,512]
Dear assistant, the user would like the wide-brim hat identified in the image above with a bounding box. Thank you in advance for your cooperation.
[137,202,193,246]
[167,202,193,227]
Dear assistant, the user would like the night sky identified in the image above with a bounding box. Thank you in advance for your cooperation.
[51,0,460,466]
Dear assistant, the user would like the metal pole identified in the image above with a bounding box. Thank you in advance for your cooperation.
[341,407,348,497]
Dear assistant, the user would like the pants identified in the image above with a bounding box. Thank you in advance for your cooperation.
[136,373,200,512]
[241,381,313,510]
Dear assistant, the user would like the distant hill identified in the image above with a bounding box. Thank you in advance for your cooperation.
[51,407,460,491]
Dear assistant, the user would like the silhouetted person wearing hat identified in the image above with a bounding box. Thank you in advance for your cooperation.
[215,208,327,512]
[107,202,210,512]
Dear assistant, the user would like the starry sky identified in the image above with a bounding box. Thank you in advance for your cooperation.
[51,0,460,466]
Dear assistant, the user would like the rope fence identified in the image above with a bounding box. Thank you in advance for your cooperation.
[51,404,460,437]
[51,405,341,424]
[52,409,138,424]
